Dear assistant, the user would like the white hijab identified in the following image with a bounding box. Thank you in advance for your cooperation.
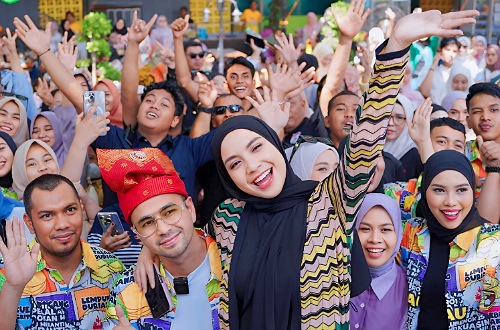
[384,94,416,160]
[447,64,473,93]
[285,143,339,181]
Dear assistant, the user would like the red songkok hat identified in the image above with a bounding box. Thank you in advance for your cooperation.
[97,148,188,225]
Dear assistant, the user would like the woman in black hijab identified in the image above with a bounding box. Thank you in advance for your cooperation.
[210,114,372,330]
[400,149,500,329]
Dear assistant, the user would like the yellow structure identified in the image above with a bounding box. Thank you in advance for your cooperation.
[190,0,232,34]
[38,0,83,27]
[420,0,454,13]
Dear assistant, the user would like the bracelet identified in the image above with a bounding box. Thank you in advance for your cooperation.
[277,100,286,105]
[38,48,51,57]
[485,166,500,173]
[429,68,435,72]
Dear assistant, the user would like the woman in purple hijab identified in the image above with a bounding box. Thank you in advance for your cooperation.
[350,193,408,330]
[30,111,68,167]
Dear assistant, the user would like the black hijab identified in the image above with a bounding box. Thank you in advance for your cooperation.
[0,132,17,188]
[417,150,486,329]
[211,116,317,330]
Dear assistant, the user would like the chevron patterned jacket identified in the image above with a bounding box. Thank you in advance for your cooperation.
[208,39,410,330]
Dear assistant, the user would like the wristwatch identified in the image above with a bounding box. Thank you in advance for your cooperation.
[196,102,213,114]
[485,166,500,173]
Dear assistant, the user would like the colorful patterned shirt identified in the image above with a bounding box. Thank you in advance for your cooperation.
[104,229,221,330]
[384,175,422,224]
[401,218,500,329]
[209,40,409,329]
[465,139,486,196]
[0,240,124,330]
[1,186,18,200]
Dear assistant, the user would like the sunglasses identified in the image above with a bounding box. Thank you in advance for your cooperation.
[289,135,335,162]
[213,104,244,115]
[0,91,28,102]
[189,51,206,59]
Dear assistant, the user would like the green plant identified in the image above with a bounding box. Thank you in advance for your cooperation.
[97,62,121,81]
[79,12,115,83]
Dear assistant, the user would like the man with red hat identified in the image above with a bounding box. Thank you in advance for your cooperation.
[98,148,221,330]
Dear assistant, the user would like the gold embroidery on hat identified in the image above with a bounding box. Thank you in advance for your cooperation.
[121,162,128,167]
[143,190,149,196]
[152,166,158,171]
[130,150,147,162]
[167,179,173,185]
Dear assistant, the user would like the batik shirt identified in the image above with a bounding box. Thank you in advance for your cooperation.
[209,40,409,330]
[465,139,486,196]
[401,218,500,330]
[104,229,221,330]
[0,240,124,330]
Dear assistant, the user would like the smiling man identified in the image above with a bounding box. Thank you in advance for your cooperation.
[98,148,220,330]
[0,174,124,329]
[465,83,500,189]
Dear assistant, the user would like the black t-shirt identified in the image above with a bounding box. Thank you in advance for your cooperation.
[400,147,424,181]
[196,160,228,228]
[283,109,329,148]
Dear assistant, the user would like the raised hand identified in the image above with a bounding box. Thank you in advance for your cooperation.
[13,16,51,56]
[273,32,303,66]
[74,103,110,147]
[36,78,56,108]
[171,15,190,39]
[407,98,433,144]
[155,41,175,68]
[333,0,370,40]
[245,86,290,135]
[198,79,218,108]
[2,28,18,56]
[0,217,40,288]
[269,62,315,101]
[127,11,157,45]
[57,33,77,72]
[389,9,478,52]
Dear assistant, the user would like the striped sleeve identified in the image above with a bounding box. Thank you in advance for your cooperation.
[337,39,409,234]
[299,39,410,330]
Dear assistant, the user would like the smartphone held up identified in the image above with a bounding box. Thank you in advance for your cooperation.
[83,90,108,136]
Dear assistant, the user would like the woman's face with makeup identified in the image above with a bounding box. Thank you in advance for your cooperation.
[357,206,397,268]
[0,101,21,137]
[426,170,474,229]
[0,137,14,177]
[25,143,59,182]
[221,129,287,199]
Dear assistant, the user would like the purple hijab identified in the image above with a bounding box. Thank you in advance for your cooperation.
[30,112,67,167]
[355,193,403,278]
[351,193,407,329]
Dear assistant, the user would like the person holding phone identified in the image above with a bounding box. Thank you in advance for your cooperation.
[99,148,220,330]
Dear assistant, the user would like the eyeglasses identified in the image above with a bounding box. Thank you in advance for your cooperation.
[213,104,244,115]
[288,135,335,162]
[133,202,186,238]
[188,51,206,59]
[389,114,407,126]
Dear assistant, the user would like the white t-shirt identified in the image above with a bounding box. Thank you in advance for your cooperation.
[165,253,213,330]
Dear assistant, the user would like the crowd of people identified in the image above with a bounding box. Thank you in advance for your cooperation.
[0,1,499,329]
